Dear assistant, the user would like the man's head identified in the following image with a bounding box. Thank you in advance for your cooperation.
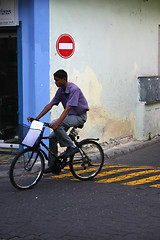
[54,69,68,81]
[53,69,68,89]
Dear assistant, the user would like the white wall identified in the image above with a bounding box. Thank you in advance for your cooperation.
[50,0,160,142]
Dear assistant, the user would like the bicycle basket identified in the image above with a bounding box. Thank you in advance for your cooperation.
[19,121,44,147]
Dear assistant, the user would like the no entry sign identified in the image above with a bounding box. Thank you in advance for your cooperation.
[56,34,75,59]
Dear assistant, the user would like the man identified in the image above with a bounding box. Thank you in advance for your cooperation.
[27,69,89,173]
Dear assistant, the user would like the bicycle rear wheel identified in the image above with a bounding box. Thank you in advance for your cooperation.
[70,140,104,180]
[9,148,44,190]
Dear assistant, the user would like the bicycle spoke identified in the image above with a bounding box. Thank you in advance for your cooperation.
[70,140,104,180]
[9,148,44,190]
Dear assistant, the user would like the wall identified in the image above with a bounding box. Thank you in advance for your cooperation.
[50,0,160,142]
[19,0,50,126]
[136,101,160,140]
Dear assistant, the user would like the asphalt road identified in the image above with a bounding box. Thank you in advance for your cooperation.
[1,142,160,240]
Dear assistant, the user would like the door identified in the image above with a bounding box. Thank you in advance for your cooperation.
[0,28,18,143]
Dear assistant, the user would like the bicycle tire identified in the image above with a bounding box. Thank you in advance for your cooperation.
[70,139,104,180]
[9,148,44,190]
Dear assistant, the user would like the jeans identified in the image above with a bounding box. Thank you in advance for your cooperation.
[48,113,87,168]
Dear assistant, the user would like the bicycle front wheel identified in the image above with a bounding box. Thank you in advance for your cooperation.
[9,148,44,190]
[70,140,104,180]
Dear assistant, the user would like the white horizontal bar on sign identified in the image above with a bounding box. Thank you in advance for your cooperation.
[59,43,73,50]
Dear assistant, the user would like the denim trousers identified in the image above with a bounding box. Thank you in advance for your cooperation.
[48,113,87,167]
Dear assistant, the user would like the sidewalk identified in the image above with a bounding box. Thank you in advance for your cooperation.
[1,135,160,178]
[102,135,160,159]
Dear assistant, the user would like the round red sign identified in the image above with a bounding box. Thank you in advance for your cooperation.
[56,34,75,59]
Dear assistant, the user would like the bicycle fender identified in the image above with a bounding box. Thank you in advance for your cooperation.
[78,138,99,145]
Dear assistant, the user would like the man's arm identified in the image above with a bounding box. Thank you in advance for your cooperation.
[36,103,52,120]
[27,103,52,122]
[49,105,71,130]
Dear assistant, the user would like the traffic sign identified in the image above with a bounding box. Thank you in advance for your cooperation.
[56,34,75,59]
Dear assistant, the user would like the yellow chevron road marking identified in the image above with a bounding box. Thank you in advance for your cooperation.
[47,165,130,179]
[97,169,160,183]
[150,184,160,188]
[94,167,150,179]
[48,172,72,179]
[46,164,160,188]
[48,165,105,179]
[47,165,156,180]
[122,174,160,186]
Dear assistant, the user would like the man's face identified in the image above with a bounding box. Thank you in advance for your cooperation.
[54,76,66,88]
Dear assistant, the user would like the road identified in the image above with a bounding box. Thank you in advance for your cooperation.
[1,142,160,240]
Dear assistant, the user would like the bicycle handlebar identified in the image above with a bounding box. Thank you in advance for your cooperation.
[29,118,50,128]
[44,122,50,127]
[29,117,36,123]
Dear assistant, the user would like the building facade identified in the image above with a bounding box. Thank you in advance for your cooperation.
[1,0,160,146]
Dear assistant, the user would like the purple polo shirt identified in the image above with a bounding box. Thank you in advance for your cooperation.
[50,82,89,116]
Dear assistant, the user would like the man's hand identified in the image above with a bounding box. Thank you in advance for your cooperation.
[49,105,71,130]
[49,123,58,130]
[27,117,36,122]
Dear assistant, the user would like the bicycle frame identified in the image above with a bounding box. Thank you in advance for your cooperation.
[40,139,58,159]
[28,122,100,164]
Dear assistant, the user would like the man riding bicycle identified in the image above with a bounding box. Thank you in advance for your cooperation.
[27,69,89,173]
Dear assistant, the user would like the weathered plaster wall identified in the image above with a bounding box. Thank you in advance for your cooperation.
[50,0,160,142]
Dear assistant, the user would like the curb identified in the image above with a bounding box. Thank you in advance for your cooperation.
[103,136,160,159]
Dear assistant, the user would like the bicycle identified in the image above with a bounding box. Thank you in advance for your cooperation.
[9,120,104,190]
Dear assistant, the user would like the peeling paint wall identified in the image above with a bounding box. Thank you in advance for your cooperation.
[50,0,160,142]
[69,67,136,142]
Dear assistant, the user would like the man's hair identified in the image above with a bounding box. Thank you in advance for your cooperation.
[54,69,68,81]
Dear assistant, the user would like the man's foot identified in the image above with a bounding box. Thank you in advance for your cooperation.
[63,146,79,158]
[43,166,61,174]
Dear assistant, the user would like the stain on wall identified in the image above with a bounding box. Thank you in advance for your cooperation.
[50,67,136,142]
[87,106,136,142]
